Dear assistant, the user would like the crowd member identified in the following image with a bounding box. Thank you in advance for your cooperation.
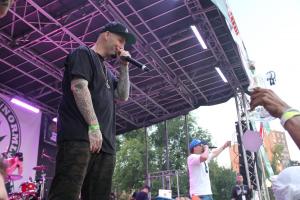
[250,88,300,149]
[271,166,300,200]
[130,191,137,200]
[135,185,150,200]
[231,174,253,200]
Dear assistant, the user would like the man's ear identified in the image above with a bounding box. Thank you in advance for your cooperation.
[104,31,111,41]
[0,6,9,18]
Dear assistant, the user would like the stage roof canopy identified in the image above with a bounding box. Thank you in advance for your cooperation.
[0,0,249,134]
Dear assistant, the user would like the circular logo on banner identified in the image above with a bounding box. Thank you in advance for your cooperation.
[0,97,21,157]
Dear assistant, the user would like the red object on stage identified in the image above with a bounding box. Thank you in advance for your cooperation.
[20,182,37,193]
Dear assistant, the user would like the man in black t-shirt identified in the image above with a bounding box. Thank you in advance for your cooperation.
[231,174,253,200]
[48,22,136,200]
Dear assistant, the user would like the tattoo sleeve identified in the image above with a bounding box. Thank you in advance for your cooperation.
[114,66,130,101]
[71,78,98,125]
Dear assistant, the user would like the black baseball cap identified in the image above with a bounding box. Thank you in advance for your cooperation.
[100,21,136,45]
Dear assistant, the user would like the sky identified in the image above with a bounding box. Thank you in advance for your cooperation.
[192,0,300,168]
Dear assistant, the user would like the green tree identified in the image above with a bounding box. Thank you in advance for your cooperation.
[113,129,146,193]
[112,114,235,199]
[209,160,236,200]
[148,115,212,196]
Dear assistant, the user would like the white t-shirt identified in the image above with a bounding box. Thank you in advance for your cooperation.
[188,153,212,196]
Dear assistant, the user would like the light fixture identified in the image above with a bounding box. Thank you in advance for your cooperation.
[52,117,57,123]
[190,25,208,49]
[215,67,228,83]
[11,98,40,113]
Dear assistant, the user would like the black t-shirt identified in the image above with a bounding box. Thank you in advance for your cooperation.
[231,185,252,200]
[57,46,118,154]
[135,191,148,200]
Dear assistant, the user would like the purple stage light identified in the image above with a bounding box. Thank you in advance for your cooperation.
[10,98,40,113]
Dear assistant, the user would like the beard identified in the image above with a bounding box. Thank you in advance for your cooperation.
[110,53,117,59]
[107,44,118,59]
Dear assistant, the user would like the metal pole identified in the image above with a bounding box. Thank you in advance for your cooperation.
[164,121,170,170]
[184,114,189,156]
[144,127,149,184]
[234,94,251,188]
[242,93,262,200]
[253,151,262,200]
[168,175,171,191]
[148,173,151,200]
[176,171,180,198]
[163,121,170,189]
[259,152,271,200]
[184,114,190,197]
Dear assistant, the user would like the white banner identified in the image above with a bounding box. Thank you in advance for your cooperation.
[0,94,41,189]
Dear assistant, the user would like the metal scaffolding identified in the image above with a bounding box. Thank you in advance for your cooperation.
[147,170,181,199]
[0,0,249,134]
[234,89,272,200]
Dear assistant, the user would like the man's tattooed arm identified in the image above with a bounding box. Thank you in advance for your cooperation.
[71,78,98,125]
[71,78,102,153]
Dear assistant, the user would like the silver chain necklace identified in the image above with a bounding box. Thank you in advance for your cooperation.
[95,54,110,89]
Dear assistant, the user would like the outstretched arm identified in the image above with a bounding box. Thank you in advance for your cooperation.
[210,141,231,160]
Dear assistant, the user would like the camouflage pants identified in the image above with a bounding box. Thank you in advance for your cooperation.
[48,141,115,200]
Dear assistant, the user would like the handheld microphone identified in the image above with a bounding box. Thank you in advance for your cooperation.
[121,56,149,72]
[201,141,217,149]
